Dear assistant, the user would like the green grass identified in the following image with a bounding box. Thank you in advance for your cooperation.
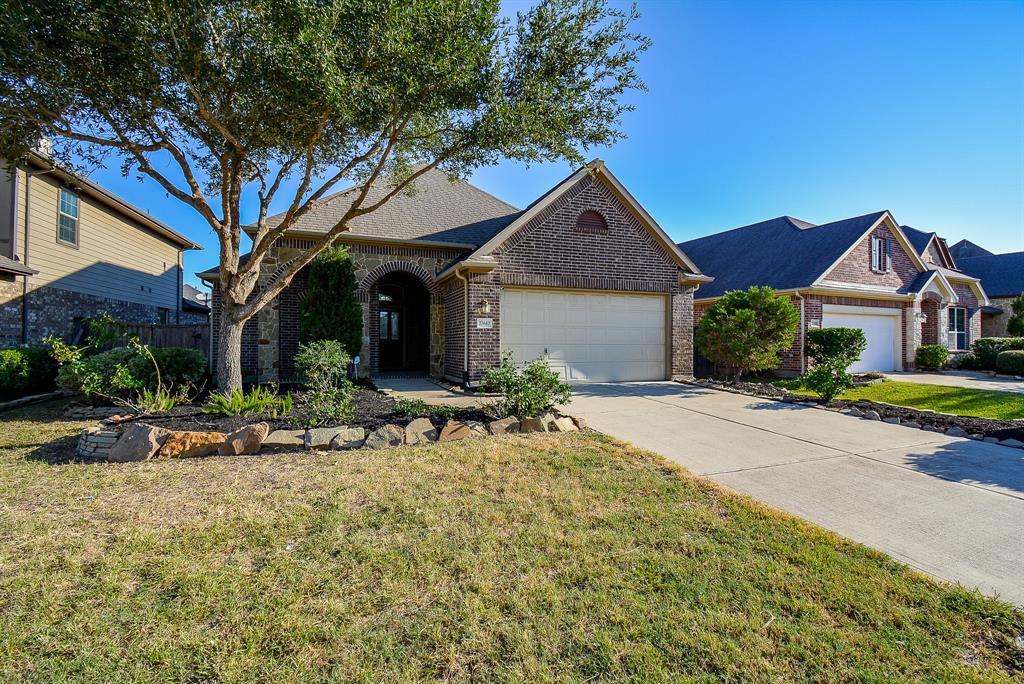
[1,401,1022,682]
[777,379,1024,420]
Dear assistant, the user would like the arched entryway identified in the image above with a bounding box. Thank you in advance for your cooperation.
[374,271,430,373]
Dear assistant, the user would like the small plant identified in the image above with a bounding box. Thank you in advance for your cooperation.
[915,344,949,371]
[204,385,292,418]
[431,404,457,422]
[483,353,572,419]
[802,359,853,403]
[802,327,868,402]
[294,339,353,427]
[995,350,1024,375]
[394,398,428,417]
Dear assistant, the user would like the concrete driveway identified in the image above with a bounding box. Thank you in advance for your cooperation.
[568,382,1024,605]
[883,370,1024,393]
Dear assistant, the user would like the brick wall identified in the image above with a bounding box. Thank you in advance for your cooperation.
[0,276,23,347]
[442,279,465,381]
[822,218,919,289]
[951,283,982,348]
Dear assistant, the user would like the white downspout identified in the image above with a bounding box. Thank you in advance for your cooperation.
[454,267,469,387]
[794,291,806,374]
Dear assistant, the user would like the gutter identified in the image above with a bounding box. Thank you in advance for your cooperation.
[794,291,806,373]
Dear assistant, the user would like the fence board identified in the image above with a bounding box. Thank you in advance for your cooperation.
[124,323,210,358]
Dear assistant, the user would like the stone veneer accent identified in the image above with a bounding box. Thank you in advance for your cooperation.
[982,296,1019,338]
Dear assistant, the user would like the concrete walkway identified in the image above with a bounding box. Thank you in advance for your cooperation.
[373,376,489,409]
[883,370,1024,393]
[568,382,1024,605]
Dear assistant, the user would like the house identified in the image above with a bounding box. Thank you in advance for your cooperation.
[0,151,201,347]
[181,283,211,325]
[679,212,988,374]
[949,240,1024,337]
[200,161,710,385]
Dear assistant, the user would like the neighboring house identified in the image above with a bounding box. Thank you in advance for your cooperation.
[200,161,710,385]
[181,283,211,325]
[949,240,1024,337]
[679,212,988,374]
[0,151,201,347]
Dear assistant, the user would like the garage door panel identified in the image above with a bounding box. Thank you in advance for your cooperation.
[501,289,666,382]
[822,310,899,373]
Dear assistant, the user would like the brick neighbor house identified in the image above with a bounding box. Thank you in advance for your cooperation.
[948,240,1024,338]
[200,162,710,386]
[0,150,201,348]
[680,211,989,374]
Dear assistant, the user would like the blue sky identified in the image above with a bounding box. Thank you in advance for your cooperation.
[81,0,1024,289]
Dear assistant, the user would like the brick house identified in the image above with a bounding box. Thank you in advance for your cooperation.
[200,161,710,385]
[948,240,1024,338]
[680,211,989,374]
[0,151,201,348]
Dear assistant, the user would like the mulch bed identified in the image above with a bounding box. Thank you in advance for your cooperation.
[694,378,1024,443]
[119,384,494,434]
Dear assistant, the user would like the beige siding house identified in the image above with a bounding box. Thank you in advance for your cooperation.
[0,151,200,347]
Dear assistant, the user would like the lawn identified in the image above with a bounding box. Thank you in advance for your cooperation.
[778,379,1024,420]
[1,401,1021,682]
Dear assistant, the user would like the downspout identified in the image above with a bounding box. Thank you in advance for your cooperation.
[20,166,56,345]
[794,291,805,374]
[454,267,469,388]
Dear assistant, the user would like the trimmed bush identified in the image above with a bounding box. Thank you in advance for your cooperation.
[915,344,949,371]
[947,352,979,370]
[58,346,206,399]
[806,328,867,367]
[995,350,1024,375]
[483,353,572,419]
[300,246,363,357]
[0,348,59,400]
[971,337,1024,370]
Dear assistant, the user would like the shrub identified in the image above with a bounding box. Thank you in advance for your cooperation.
[805,328,867,366]
[56,346,206,399]
[0,348,59,400]
[696,286,799,381]
[972,337,1024,369]
[915,344,949,371]
[432,404,457,422]
[294,339,353,427]
[394,398,428,417]
[300,246,363,357]
[995,350,1024,375]
[483,353,572,419]
[1007,294,1024,337]
[204,385,292,418]
[802,359,852,402]
[948,352,979,370]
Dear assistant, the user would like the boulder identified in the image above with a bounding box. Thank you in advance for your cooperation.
[882,416,900,425]
[519,417,548,434]
[330,427,366,450]
[364,424,404,449]
[404,417,438,445]
[845,408,863,417]
[862,410,881,421]
[488,417,520,435]
[538,412,557,430]
[262,429,305,451]
[159,431,226,459]
[945,426,969,438]
[108,423,170,463]
[551,416,579,432]
[464,420,489,437]
[305,427,347,451]
[219,422,269,456]
[439,420,472,442]
[903,421,921,430]
[569,415,587,430]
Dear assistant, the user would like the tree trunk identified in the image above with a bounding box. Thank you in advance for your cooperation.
[217,301,245,393]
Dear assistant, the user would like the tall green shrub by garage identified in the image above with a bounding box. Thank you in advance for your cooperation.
[972,337,1024,369]
[802,327,867,401]
[915,344,949,371]
[995,350,1024,375]
[300,246,363,357]
[695,286,799,381]
[0,348,59,400]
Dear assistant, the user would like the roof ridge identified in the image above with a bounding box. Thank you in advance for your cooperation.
[679,215,802,246]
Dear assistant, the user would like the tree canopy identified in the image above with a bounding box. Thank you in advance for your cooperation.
[0,0,650,389]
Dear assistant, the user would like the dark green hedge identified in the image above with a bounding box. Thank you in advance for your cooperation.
[972,337,1024,370]
[995,350,1024,375]
[0,348,59,400]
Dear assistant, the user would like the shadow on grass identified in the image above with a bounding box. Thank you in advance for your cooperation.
[904,440,1024,496]
[24,434,85,465]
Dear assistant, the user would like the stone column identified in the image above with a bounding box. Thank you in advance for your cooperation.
[430,300,445,378]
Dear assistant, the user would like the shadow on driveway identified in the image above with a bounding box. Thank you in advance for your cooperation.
[902,441,1024,497]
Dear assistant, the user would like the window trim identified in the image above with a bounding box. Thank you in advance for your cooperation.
[57,187,80,248]
[947,306,968,351]
[870,235,892,273]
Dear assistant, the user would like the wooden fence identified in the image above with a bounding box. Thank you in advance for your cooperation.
[124,323,210,358]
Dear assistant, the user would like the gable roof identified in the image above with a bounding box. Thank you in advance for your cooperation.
[956,252,1024,298]
[900,225,937,256]
[949,239,993,260]
[678,211,891,299]
[255,165,522,247]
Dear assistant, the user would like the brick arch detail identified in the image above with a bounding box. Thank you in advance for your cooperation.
[920,290,945,302]
[359,261,438,301]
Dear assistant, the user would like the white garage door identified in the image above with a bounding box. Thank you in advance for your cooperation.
[500,289,666,381]
[822,308,900,373]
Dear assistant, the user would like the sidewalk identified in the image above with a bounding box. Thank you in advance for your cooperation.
[373,376,489,408]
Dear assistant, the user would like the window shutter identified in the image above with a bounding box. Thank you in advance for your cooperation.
[870,237,879,271]
[885,238,892,272]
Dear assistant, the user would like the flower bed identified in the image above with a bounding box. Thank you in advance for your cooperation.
[691,378,1024,447]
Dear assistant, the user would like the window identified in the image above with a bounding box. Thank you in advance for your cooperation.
[58,187,79,245]
[948,307,967,350]
[379,310,400,341]
[870,235,891,272]
[157,308,170,325]
[575,210,608,234]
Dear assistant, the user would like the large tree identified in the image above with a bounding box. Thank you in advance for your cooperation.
[0,0,649,391]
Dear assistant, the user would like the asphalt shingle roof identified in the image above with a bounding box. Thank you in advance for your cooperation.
[955,252,1024,298]
[899,225,936,256]
[0,254,36,275]
[678,211,888,299]
[949,239,994,261]
[261,166,522,247]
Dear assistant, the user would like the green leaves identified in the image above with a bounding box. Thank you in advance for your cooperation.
[483,352,572,419]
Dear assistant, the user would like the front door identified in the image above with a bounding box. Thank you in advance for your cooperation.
[378,305,404,370]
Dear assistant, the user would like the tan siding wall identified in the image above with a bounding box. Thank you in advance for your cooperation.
[14,168,181,310]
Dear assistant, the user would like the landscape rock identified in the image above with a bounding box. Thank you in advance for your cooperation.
[108,423,170,463]
[538,412,557,430]
[439,420,472,442]
[330,427,366,450]
[364,424,404,449]
[551,416,579,432]
[305,426,346,451]
[882,416,900,425]
[569,414,587,430]
[903,421,921,430]
[519,417,548,434]
[159,431,226,459]
[219,422,269,455]
[488,417,520,435]
[846,408,863,417]
[464,420,489,437]
[262,429,305,451]
[999,438,1024,448]
[922,424,943,432]
[405,417,438,445]
[862,410,881,421]
[969,433,983,441]
[945,427,969,438]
